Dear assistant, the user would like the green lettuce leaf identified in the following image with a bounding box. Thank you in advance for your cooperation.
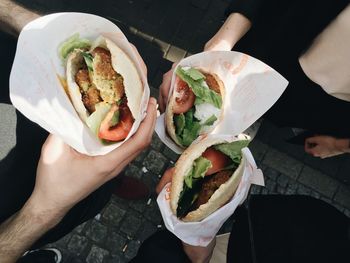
[82,52,94,72]
[86,102,111,136]
[175,108,202,147]
[203,114,217,126]
[176,67,222,109]
[174,114,185,136]
[59,33,91,60]
[214,140,250,164]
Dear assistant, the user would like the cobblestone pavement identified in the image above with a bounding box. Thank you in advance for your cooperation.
[12,0,350,262]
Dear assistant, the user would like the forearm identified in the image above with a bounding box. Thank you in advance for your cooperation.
[217,12,252,49]
[0,199,62,263]
[0,0,40,36]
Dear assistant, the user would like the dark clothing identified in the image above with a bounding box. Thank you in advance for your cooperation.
[227,0,350,138]
[132,195,350,263]
[0,32,114,248]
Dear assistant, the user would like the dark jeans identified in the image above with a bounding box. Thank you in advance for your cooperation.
[0,32,114,248]
[131,195,350,263]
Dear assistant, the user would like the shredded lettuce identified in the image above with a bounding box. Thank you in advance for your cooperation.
[214,140,250,164]
[176,67,222,109]
[58,33,91,60]
[86,102,111,136]
[184,157,212,188]
[82,52,94,72]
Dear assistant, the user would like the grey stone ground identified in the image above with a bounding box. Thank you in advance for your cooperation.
[7,0,350,262]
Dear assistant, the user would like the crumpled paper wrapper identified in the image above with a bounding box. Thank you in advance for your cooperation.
[155,51,288,154]
[10,13,150,156]
[157,134,264,246]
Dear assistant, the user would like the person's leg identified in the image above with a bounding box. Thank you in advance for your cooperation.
[130,230,191,263]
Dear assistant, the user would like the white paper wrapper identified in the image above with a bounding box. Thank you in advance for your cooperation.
[10,13,150,155]
[155,51,288,154]
[157,135,264,247]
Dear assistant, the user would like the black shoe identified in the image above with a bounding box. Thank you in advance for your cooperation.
[18,248,62,263]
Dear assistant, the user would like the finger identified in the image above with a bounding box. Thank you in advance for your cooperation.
[130,43,147,76]
[159,71,173,112]
[97,98,157,170]
[156,167,175,194]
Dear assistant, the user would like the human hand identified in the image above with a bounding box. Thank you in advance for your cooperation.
[204,13,251,52]
[156,167,175,194]
[27,98,157,222]
[305,135,350,158]
[158,63,178,113]
[182,239,216,263]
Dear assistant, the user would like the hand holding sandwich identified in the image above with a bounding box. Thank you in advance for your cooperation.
[156,168,216,263]
[0,98,157,263]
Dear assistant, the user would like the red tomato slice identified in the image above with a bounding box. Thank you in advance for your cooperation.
[99,103,134,141]
[202,147,232,176]
[172,77,195,114]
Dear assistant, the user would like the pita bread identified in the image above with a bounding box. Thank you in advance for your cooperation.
[65,36,143,138]
[170,136,245,222]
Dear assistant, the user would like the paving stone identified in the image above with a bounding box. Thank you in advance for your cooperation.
[298,167,339,199]
[74,222,88,234]
[285,182,298,195]
[120,214,143,238]
[165,45,187,62]
[142,150,167,174]
[297,184,312,196]
[137,220,158,242]
[263,148,303,179]
[143,200,163,224]
[310,190,321,199]
[85,221,108,243]
[86,245,109,263]
[151,133,165,151]
[124,240,142,260]
[105,231,127,257]
[125,164,143,179]
[163,146,180,162]
[67,234,89,257]
[261,188,269,195]
[265,178,277,193]
[52,231,74,249]
[134,149,149,163]
[333,185,350,209]
[250,185,262,195]
[276,185,285,194]
[277,174,289,187]
[102,203,127,227]
[129,199,148,213]
[248,139,268,162]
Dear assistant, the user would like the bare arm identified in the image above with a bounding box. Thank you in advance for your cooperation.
[0,0,40,36]
[0,200,63,263]
[204,12,251,51]
[0,96,156,262]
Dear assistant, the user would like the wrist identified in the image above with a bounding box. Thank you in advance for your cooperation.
[335,138,350,153]
[224,12,252,46]
[23,198,65,229]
